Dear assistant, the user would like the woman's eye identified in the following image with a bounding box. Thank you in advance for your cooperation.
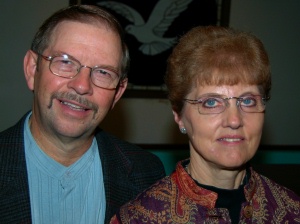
[202,98,222,108]
[241,97,256,106]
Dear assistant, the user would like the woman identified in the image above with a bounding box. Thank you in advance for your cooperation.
[110,26,300,223]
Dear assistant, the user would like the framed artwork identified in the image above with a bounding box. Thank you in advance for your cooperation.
[70,0,231,98]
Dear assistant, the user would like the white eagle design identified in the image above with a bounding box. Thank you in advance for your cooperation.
[97,0,193,55]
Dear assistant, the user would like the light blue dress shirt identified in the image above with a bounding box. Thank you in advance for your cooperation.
[24,113,106,224]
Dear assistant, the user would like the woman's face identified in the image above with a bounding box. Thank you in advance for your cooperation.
[174,84,265,170]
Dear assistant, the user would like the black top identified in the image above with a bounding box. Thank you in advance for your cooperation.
[184,160,249,224]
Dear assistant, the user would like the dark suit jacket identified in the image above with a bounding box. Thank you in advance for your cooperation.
[0,113,166,224]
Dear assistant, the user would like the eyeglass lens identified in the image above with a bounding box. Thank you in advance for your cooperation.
[49,55,119,89]
[197,95,266,114]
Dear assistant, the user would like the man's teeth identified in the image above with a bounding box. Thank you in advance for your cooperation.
[221,138,241,142]
[61,101,86,111]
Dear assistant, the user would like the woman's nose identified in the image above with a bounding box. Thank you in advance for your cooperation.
[222,103,244,129]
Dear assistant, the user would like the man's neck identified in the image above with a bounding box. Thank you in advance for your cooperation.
[29,118,94,166]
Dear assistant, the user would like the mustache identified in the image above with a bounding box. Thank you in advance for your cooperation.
[48,92,99,113]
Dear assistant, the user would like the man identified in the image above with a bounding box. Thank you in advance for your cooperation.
[0,5,165,224]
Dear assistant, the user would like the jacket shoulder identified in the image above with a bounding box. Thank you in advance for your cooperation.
[0,113,31,223]
[95,129,165,172]
[95,129,166,222]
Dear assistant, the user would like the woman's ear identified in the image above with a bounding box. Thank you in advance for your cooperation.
[23,50,38,91]
[173,110,188,134]
[173,110,183,127]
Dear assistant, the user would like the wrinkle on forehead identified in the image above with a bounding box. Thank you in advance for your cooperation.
[45,21,122,68]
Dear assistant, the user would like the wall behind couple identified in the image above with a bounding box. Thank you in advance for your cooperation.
[1,0,300,146]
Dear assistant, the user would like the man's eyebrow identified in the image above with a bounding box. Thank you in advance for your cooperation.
[47,52,120,70]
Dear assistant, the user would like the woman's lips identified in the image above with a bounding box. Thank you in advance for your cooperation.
[218,136,245,142]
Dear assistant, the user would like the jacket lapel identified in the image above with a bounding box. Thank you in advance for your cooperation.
[96,129,135,223]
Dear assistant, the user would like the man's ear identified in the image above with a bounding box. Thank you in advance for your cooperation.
[23,50,38,91]
[111,78,128,109]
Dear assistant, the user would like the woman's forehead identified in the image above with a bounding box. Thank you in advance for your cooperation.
[191,84,261,96]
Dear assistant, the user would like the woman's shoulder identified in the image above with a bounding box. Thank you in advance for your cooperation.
[125,174,175,204]
[250,168,300,204]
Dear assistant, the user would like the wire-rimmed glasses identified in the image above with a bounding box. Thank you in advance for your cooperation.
[184,95,270,114]
[38,53,120,90]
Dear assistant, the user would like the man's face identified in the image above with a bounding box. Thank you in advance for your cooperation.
[27,21,126,140]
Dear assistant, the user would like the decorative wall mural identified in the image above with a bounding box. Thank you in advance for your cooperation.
[70,0,231,97]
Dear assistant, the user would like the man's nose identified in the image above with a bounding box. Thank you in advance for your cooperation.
[67,66,93,95]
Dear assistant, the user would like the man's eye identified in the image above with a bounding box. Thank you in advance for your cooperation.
[93,68,118,80]
[54,58,74,66]
[95,69,111,76]
[60,59,73,65]
[53,58,76,72]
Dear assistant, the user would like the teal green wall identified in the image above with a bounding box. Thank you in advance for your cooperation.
[149,150,300,175]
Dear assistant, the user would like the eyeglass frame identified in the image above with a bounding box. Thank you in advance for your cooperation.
[184,95,270,115]
[35,52,121,90]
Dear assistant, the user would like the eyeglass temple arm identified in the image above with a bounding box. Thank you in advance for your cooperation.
[183,99,201,104]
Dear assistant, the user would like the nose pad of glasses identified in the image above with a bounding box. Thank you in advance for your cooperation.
[235,98,242,106]
[79,65,93,75]
[225,97,243,112]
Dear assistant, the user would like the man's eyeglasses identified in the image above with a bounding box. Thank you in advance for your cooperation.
[37,53,120,90]
[184,95,270,114]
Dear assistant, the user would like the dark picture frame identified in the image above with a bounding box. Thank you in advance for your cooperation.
[70,0,231,98]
